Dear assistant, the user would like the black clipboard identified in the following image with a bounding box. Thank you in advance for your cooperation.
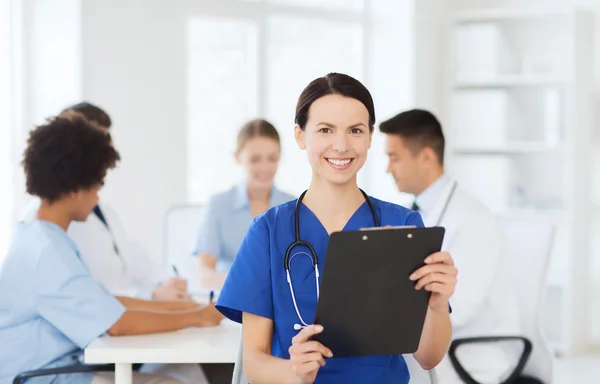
[312,226,445,358]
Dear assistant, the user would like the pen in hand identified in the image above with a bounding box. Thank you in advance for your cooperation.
[209,290,214,304]
[171,265,180,276]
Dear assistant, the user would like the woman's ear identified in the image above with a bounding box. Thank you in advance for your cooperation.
[368,126,374,149]
[234,150,241,164]
[294,124,306,150]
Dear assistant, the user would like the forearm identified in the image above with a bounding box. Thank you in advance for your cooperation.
[413,305,452,370]
[108,310,198,336]
[245,351,298,384]
[115,296,198,312]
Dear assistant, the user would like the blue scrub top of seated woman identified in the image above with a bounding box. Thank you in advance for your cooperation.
[216,197,424,384]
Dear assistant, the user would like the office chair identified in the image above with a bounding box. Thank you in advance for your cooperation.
[231,329,439,384]
[448,217,555,384]
[162,203,204,282]
[13,364,114,384]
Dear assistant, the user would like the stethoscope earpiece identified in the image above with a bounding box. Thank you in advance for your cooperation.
[293,323,303,331]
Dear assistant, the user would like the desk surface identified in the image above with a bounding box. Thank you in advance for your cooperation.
[84,320,240,364]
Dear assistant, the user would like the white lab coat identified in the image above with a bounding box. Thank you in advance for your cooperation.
[21,199,166,298]
[423,181,521,384]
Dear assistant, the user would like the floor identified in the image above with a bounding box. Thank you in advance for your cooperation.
[554,356,600,383]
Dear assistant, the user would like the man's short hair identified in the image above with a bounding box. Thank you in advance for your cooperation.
[60,101,112,129]
[22,114,120,202]
[379,109,445,165]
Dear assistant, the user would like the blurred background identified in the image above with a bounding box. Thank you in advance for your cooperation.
[0,0,599,380]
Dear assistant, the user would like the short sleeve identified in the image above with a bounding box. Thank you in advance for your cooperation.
[193,197,222,257]
[216,217,272,323]
[35,245,125,348]
[406,211,425,228]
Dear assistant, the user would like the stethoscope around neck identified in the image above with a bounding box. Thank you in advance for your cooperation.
[284,189,380,331]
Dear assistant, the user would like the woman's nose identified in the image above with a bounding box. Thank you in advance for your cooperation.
[332,133,349,152]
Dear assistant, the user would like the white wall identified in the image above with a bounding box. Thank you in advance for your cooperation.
[81,0,188,263]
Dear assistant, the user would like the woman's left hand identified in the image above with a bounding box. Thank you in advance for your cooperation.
[409,251,457,312]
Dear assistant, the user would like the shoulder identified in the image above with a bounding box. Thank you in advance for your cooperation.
[452,187,496,221]
[447,187,501,234]
[252,199,297,232]
[272,186,296,205]
[369,196,423,226]
[204,186,239,210]
[11,222,75,265]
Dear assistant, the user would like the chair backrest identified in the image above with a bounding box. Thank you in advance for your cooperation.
[499,216,555,383]
[162,204,203,281]
[231,330,436,384]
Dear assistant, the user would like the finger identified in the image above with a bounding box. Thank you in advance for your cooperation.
[296,361,322,376]
[424,252,454,266]
[292,352,326,366]
[293,341,333,358]
[292,325,323,345]
[424,282,454,295]
[415,272,455,291]
[410,264,457,281]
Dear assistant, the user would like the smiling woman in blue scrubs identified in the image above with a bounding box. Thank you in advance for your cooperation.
[216,73,458,384]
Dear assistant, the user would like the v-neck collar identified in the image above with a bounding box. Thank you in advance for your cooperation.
[300,200,370,236]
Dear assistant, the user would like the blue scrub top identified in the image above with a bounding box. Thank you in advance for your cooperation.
[0,221,125,384]
[217,196,424,384]
[193,184,294,273]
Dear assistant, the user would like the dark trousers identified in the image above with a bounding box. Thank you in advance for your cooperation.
[201,363,234,384]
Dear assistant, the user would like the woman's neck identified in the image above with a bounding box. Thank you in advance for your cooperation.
[247,185,271,203]
[302,175,365,232]
[37,200,72,231]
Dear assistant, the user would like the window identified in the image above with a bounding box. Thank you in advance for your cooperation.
[185,0,416,204]
[186,1,368,202]
[186,17,259,203]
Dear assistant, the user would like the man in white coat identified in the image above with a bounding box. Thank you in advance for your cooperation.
[379,109,521,383]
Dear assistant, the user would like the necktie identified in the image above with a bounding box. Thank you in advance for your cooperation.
[93,205,120,255]
[411,201,420,212]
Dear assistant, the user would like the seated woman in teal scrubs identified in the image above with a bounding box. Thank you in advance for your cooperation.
[194,119,294,278]
[216,73,458,384]
[0,114,222,384]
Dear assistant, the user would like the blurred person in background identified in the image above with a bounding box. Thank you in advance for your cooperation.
[21,102,189,301]
[380,109,521,383]
[0,114,221,384]
[193,118,294,288]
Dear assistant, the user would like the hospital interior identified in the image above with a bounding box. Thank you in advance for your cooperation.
[1,0,600,383]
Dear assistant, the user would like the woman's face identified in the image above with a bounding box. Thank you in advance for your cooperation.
[295,94,372,187]
[236,136,281,191]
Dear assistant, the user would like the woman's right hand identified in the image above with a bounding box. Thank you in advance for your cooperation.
[289,325,333,384]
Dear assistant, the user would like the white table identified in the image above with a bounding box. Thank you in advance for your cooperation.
[84,321,240,384]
